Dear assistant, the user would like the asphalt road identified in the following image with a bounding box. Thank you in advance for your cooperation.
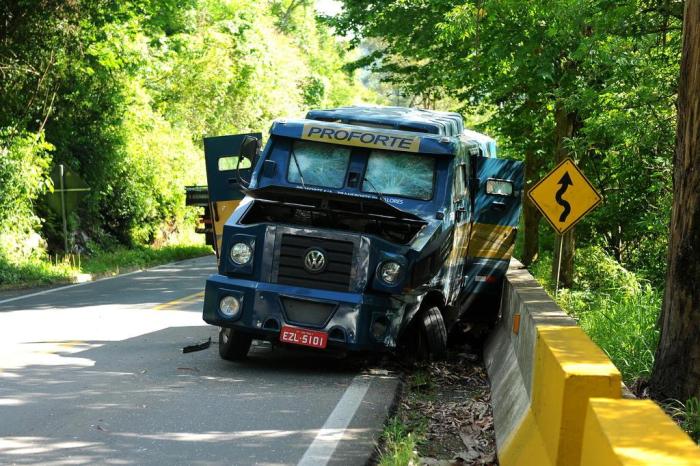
[0,256,399,466]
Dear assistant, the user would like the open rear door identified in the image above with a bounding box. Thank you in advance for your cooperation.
[204,133,261,256]
[467,157,524,263]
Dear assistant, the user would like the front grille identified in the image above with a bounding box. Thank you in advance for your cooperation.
[276,234,354,292]
[281,297,336,327]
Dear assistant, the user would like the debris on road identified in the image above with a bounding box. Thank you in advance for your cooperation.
[182,337,211,353]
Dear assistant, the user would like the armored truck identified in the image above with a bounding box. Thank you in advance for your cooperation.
[198,106,523,360]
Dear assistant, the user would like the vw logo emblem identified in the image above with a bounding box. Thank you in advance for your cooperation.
[304,248,326,273]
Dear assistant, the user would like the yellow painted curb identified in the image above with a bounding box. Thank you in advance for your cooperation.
[581,398,700,466]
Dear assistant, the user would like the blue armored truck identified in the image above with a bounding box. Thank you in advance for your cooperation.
[198,106,523,360]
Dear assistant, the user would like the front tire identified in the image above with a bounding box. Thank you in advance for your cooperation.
[414,306,448,361]
[219,327,253,361]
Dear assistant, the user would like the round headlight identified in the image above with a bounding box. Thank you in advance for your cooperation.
[219,295,241,318]
[379,261,402,285]
[230,242,253,265]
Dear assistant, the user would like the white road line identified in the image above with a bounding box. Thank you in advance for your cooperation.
[297,375,371,466]
[0,256,212,306]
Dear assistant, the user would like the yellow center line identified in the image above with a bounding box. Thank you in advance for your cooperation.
[152,291,205,311]
[35,340,86,355]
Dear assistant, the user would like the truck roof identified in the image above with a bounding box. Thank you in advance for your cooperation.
[268,106,496,157]
[306,106,464,137]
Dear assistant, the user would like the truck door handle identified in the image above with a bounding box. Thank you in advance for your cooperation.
[491,201,506,211]
[228,177,238,184]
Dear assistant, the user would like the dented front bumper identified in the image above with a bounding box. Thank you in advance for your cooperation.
[202,274,408,352]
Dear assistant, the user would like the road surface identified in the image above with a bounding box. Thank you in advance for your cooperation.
[0,256,399,466]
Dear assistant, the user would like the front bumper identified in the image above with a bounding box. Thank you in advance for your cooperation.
[203,274,404,352]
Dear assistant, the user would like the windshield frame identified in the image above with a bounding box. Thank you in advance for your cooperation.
[360,149,438,202]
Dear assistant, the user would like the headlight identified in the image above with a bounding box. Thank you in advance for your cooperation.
[379,261,402,285]
[230,242,253,265]
[219,295,241,318]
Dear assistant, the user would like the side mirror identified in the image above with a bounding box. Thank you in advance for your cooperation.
[236,136,261,187]
[240,136,261,166]
[485,179,514,196]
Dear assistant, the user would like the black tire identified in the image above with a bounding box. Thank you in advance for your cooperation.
[417,306,448,360]
[218,327,253,361]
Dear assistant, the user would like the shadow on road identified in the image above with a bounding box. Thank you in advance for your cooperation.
[0,325,383,466]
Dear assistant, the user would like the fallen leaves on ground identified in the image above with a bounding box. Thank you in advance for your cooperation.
[397,352,498,465]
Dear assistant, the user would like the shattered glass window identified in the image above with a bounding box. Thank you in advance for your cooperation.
[287,140,351,188]
[362,151,435,200]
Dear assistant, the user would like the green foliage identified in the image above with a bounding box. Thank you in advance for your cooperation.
[0,243,211,289]
[0,0,374,274]
[530,247,660,384]
[0,256,74,289]
[0,130,53,259]
[333,0,680,286]
[80,244,212,275]
[379,417,420,466]
[668,398,700,444]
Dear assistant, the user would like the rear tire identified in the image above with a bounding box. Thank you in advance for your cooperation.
[417,306,448,360]
[219,327,253,361]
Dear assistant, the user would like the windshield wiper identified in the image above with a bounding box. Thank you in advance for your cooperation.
[290,148,306,188]
[362,176,390,205]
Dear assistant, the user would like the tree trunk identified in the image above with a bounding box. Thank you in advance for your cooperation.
[551,103,577,288]
[650,0,700,401]
[522,147,541,266]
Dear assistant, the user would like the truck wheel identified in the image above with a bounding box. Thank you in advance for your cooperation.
[417,307,448,360]
[219,327,252,361]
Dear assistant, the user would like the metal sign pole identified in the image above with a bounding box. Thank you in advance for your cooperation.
[555,234,564,297]
[59,164,68,252]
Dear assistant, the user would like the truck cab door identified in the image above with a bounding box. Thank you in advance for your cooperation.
[204,133,262,256]
[466,157,524,263]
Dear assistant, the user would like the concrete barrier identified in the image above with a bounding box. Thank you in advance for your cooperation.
[485,260,700,465]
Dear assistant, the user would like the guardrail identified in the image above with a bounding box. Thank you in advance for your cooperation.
[485,259,700,465]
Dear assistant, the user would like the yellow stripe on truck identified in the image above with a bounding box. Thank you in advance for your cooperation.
[468,222,517,260]
[213,199,240,254]
[301,124,421,153]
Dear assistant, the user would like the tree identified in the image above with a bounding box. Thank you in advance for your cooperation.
[650,0,700,401]
[332,1,680,288]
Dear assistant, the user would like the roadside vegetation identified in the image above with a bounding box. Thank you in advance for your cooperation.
[526,241,700,443]
[0,240,212,290]
[0,0,376,288]
[527,244,660,386]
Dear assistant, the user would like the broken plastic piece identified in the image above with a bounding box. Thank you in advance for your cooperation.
[182,337,212,353]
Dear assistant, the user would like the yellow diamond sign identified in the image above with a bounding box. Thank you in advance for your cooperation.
[527,159,602,234]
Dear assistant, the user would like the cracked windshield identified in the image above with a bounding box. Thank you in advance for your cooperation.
[287,140,351,188]
[363,150,435,200]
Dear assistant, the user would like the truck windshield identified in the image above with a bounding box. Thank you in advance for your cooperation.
[362,150,435,200]
[287,140,350,188]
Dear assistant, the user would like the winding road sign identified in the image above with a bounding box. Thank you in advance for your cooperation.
[527,158,602,234]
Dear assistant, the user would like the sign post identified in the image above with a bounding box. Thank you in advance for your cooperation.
[48,165,90,252]
[527,158,603,293]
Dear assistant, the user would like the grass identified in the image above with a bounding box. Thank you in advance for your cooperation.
[377,371,432,466]
[0,242,212,289]
[527,246,661,385]
[378,417,420,466]
[667,398,700,444]
[80,244,212,275]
